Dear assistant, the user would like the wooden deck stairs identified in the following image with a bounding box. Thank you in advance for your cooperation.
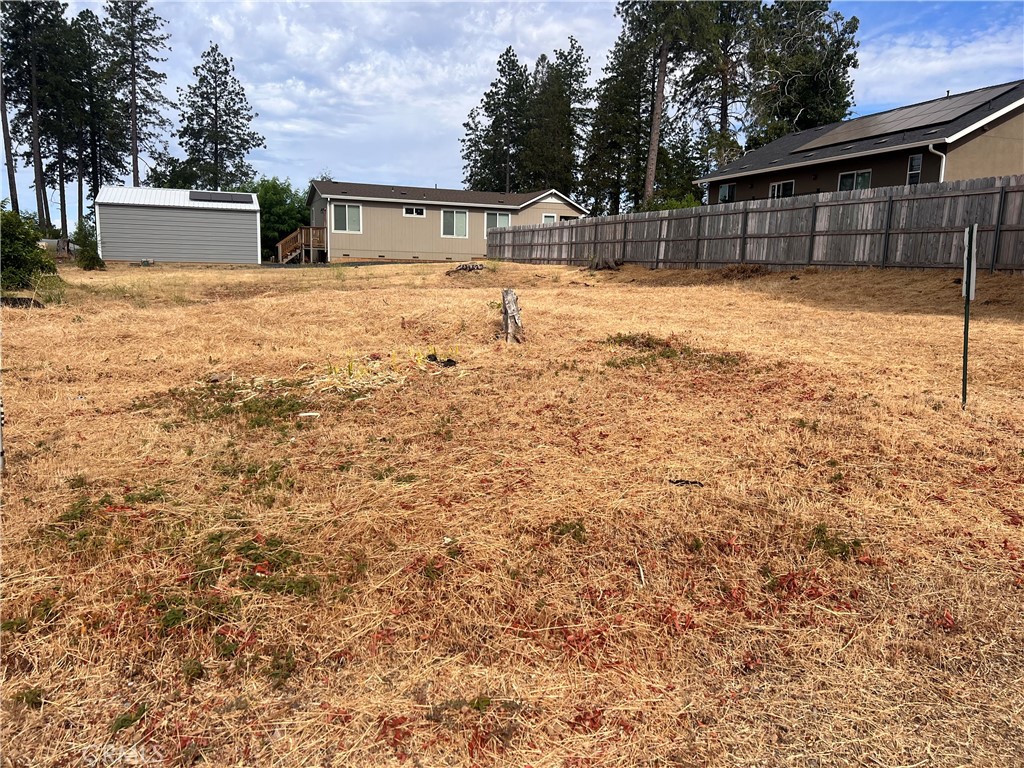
[275,226,327,263]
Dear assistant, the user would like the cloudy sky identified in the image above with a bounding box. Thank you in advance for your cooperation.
[3,0,1023,222]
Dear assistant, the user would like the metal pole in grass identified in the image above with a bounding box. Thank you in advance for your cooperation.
[961,224,978,410]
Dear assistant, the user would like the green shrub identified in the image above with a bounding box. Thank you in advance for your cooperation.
[72,217,104,271]
[1,204,56,290]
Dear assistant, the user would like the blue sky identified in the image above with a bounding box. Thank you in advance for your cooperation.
[3,0,1022,225]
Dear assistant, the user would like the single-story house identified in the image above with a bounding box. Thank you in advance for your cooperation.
[301,180,588,262]
[697,79,1024,204]
[95,186,261,264]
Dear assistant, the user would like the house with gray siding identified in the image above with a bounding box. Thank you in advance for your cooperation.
[95,186,261,264]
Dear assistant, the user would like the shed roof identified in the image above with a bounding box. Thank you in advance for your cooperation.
[96,186,260,211]
[697,79,1024,184]
[309,180,588,214]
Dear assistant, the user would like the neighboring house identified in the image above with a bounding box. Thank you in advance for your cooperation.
[96,186,261,264]
[697,80,1024,204]
[301,180,587,263]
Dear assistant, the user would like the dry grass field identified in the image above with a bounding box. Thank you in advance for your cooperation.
[2,260,1022,767]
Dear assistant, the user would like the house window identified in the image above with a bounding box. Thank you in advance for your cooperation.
[485,211,511,230]
[403,206,425,217]
[442,209,468,238]
[718,183,736,203]
[769,180,795,199]
[542,214,557,225]
[907,154,922,185]
[333,203,361,233]
[838,170,871,191]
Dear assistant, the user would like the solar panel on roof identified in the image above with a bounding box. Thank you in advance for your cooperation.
[188,190,253,204]
[796,83,1016,152]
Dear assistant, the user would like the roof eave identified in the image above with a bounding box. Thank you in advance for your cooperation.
[694,139,946,185]
[945,95,1024,144]
[697,95,1024,186]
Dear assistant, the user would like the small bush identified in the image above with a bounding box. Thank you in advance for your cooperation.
[0,205,56,291]
[72,217,104,271]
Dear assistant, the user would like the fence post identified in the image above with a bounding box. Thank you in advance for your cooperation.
[656,215,668,269]
[620,219,629,265]
[739,202,749,263]
[991,183,1007,273]
[694,212,702,269]
[880,191,895,268]
[806,201,818,265]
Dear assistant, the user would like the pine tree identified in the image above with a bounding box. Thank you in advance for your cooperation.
[67,10,128,209]
[1,1,66,228]
[460,46,530,193]
[105,0,173,187]
[746,1,859,148]
[686,1,757,168]
[175,44,264,190]
[2,66,21,214]
[521,54,575,193]
[581,25,652,215]
[616,0,705,204]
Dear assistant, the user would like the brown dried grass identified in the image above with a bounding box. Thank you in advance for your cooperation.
[2,261,1022,767]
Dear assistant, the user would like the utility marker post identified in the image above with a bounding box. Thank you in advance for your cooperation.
[961,224,978,410]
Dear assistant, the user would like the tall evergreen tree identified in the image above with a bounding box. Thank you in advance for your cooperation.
[685,1,757,168]
[581,25,652,214]
[521,54,575,194]
[67,10,128,211]
[1,0,66,228]
[617,0,706,204]
[461,46,530,193]
[746,1,859,148]
[1,67,20,214]
[175,43,265,190]
[105,0,172,187]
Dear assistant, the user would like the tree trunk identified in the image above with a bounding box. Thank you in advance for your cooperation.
[77,155,84,222]
[130,43,139,186]
[57,137,67,237]
[30,49,49,228]
[1,76,20,214]
[644,41,668,205]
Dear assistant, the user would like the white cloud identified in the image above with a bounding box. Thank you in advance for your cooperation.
[854,22,1024,112]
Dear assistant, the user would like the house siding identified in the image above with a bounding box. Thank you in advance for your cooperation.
[945,109,1024,180]
[97,204,260,264]
[323,196,582,262]
[708,148,945,204]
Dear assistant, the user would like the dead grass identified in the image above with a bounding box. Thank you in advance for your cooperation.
[2,260,1022,767]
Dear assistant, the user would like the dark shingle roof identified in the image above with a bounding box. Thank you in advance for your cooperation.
[309,180,587,213]
[697,79,1024,184]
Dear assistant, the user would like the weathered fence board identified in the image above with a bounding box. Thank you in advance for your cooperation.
[487,176,1024,271]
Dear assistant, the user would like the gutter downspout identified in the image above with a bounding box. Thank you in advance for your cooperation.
[928,144,946,183]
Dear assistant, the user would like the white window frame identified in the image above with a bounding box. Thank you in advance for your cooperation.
[332,203,362,234]
[441,209,469,239]
[485,211,511,231]
[718,183,736,203]
[542,214,557,225]
[403,206,425,218]
[769,180,795,199]
[906,154,922,185]
[838,169,872,192]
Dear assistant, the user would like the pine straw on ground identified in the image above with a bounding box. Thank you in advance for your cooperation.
[2,261,1022,767]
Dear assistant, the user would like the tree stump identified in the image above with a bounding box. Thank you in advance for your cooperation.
[589,251,623,270]
[502,288,525,343]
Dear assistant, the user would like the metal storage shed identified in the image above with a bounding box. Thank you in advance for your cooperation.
[95,186,261,264]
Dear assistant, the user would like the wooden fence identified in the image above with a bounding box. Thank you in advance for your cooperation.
[487,175,1024,271]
